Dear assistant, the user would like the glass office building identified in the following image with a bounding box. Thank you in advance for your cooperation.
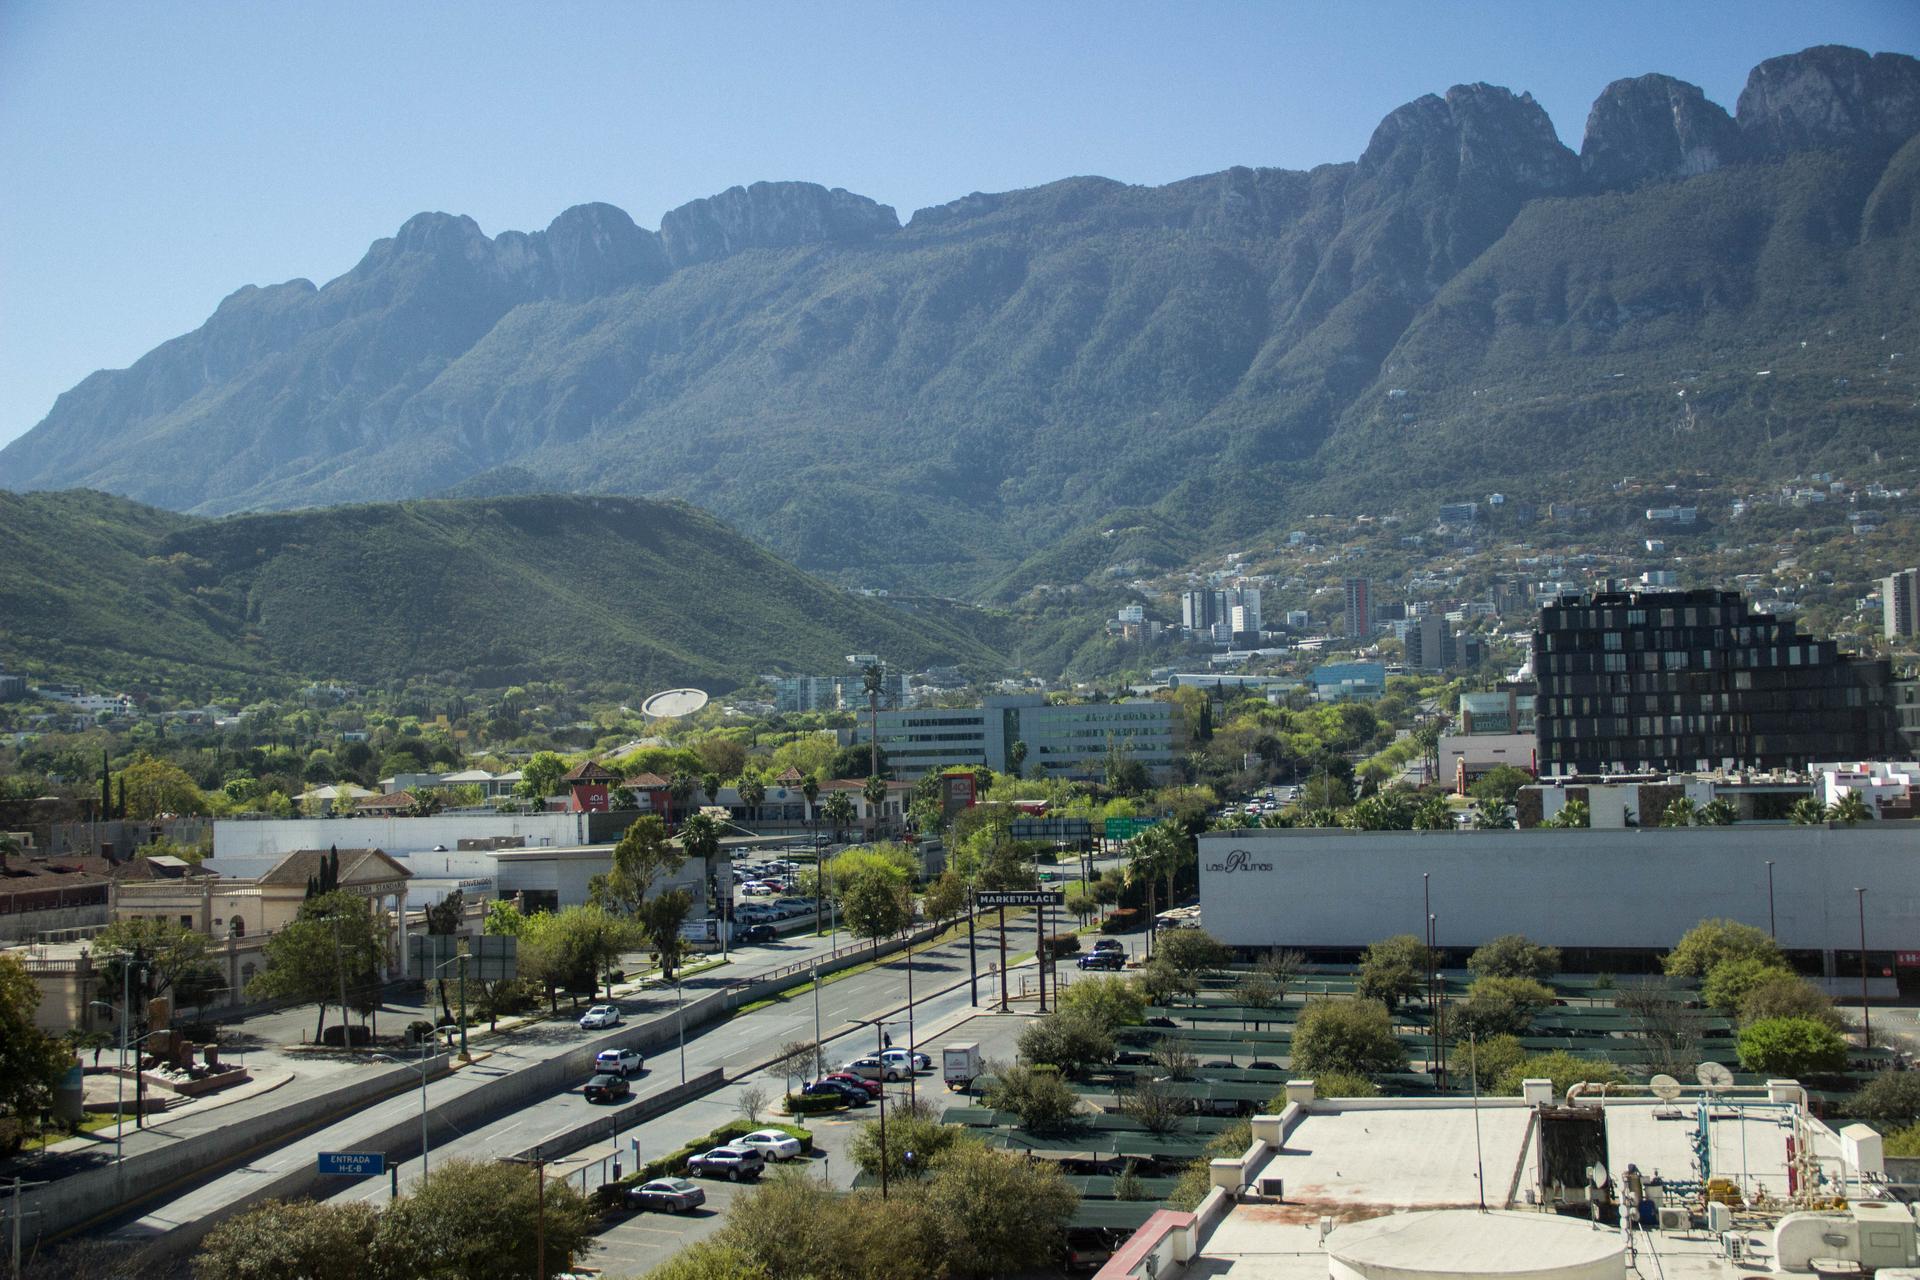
[847,694,1178,780]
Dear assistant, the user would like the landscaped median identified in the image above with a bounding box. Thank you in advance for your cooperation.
[590,1120,814,1210]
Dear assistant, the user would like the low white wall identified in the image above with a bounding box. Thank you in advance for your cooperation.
[1199,824,1920,953]
[214,813,587,859]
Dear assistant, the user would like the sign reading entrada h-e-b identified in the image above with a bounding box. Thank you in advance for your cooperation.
[318,1151,386,1177]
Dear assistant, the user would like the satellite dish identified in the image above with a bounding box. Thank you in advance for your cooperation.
[640,688,709,720]
[1587,1160,1611,1189]
[1697,1062,1734,1090]
[1650,1074,1683,1101]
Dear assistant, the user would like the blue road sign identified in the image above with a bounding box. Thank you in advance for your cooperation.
[318,1151,386,1177]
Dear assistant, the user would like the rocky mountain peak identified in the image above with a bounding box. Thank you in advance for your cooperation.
[1581,73,1744,188]
[1358,83,1577,196]
[539,203,669,298]
[657,181,899,269]
[1737,45,1920,155]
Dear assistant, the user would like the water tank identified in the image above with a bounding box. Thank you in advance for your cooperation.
[1328,1209,1624,1280]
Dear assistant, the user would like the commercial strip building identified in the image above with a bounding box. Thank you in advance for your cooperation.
[842,694,1178,781]
[1533,588,1901,775]
[1196,824,1920,978]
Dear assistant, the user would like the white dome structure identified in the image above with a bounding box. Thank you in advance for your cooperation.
[1328,1209,1623,1280]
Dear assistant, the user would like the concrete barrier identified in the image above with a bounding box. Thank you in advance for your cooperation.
[507,1068,726,1164]
[22,1056,446,1248]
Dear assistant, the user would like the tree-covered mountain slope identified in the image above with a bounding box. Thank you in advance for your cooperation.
[0,491,1005,692]
[3,45,1916,595]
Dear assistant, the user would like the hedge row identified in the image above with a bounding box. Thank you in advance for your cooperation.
[784,1091,851,1116]
[592,1119,813,1210]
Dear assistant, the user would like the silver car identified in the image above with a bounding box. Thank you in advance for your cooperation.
[628,1177,705,1213]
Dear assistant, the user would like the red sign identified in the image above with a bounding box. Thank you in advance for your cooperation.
[1895,951,1920,968]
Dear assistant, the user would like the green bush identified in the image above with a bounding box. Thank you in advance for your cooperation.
[1044,933,1081,958]
[1844,1071,1920,1126]
[783,1092,847,1117]
[1101,909,1142,935]
[1737,1017,1848,1077]
[1494,1051,1624,1097]
[1701,957,1794,1014]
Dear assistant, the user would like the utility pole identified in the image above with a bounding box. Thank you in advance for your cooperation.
[458,951,469,1061]
[1858,887,1872,1049]
[876,1093,889,1201]
[997,906,1008,1011]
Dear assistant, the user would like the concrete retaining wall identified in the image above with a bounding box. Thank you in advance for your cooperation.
[21,1056,446,1248]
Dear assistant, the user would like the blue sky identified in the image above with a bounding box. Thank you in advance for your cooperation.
[1,1,1915,450]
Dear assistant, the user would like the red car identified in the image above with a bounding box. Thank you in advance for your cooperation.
[823,1071,883,1098]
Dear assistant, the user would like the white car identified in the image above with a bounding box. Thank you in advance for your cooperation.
[595,1047,643,1076]
[579,1005,622,1030]
[734,1128,804,1161]
[880,1048,921,1075]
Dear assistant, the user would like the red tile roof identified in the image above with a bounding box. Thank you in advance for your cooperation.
[563,759,619,784]
[623,772,671,788]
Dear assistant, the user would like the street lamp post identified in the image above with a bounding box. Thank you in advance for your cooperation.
[675,977,686,1084]
[374,1024,455,1189]
[1766,861,1776,938]
[1858,886,1872,1049]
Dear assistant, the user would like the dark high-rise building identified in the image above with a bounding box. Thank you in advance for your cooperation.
[1533,588,1900,775]
[1343,578,1372,639]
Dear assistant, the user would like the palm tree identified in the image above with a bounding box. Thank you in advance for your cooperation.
[1660,797,1699,828]
[702,772,723,808]
[822,791,856,843]
[1411,719,1446,784]
[667,770,697,826]
[737,775,766,823]
[1543,798,1589,829]
[1474,800,1514,830]
[1789,797,1833,825]
[1699,798,1738,826]
[862,663,886,780]
[1008,739,1028,778]
[862,774,888,838]
[1831,791,1873,826]
[1413,793,1453,831]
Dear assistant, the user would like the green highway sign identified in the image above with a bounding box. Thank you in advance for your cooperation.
[1103,817,1155,840]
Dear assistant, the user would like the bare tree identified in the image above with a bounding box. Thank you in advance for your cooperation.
[1151,1036,1197,1082]
[737,1084,770,1124]
[1616,981,1705,1078]
[1122,1077,1193,1136]
[771,1038,826,1096]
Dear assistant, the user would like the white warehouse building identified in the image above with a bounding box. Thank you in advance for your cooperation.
[1198,824,1920,978]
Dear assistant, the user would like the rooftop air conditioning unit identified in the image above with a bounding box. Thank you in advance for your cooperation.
[1659,1207,1690,1230]
[1258,1176,1285,1200]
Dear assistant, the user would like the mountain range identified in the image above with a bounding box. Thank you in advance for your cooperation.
[0,490,1006,693]
[3,44,1918,598]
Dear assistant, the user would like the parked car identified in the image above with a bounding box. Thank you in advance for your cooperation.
[579,1005,622,1030]
[881,1048,925,1075]
[735,923,777,944]
[583,1073,632,1103]
[734,1128,804,1161]
[823,1071,884,1098]
[1248,1061,1282,1071]
[1144,1017,1177,1028]
[595,1048,644,1076]
[685,1145,766,1182]
[805,1077,872,1105]
[1092,938,1125,955]
[845,1055,909,1082]
[1077,952,1124,970]
[628,1177,705,1213]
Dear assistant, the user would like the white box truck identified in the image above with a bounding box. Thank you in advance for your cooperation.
[942,1042,982,1091]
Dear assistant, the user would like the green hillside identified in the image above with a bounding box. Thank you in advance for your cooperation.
[0,491,1007,693]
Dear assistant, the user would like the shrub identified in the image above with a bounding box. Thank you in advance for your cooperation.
[1740,973,1845,1032]
[1291,999,1405,1078]
[983,1061,1083,1134]
[1467,935,1561,981]
[1356,935,1432,1010]
[1452,976,1555,1039]
[1845,1071,1920,1126]
[1665,919,1781,978]
[1044,933,1081,959]
[1017,1011,1114,1078]
[1737,1018,1848,1077]
[1304,1071,1378,1099]
[1701,957,1794,1014]
[1463,1033,1526,1090]
[1102,908,1142,935]
[783,1091,847,1117]
[1494,1051,1625,1097]
[1886,1123,1920,1159]
[1056,974,1146,1032]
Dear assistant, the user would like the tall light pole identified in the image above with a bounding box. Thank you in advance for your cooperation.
[1766,861,1776,938]
[1858,887,1872,1049]
[905,932,917,1105]
[375,1025,452,1188]
[675,977,686,1084]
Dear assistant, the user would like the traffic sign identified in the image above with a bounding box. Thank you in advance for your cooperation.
[1103,817,1155,840]
[1010,818,1093,841]
[318,1151,386,1177]
[976,890,1066,908]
